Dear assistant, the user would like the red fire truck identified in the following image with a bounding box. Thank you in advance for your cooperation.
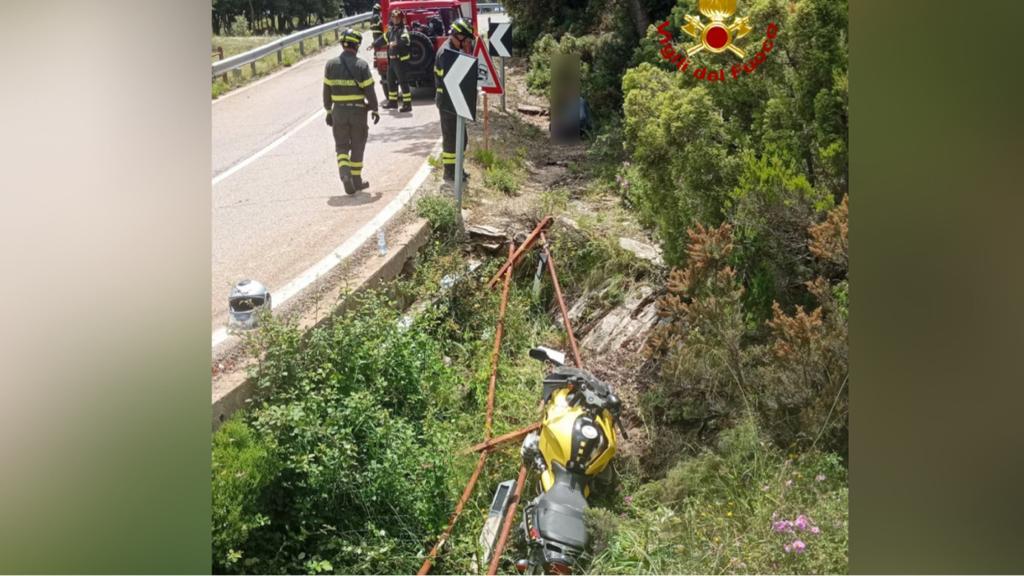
[373,0,478,88]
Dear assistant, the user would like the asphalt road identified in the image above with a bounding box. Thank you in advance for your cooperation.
[212,14,508,339]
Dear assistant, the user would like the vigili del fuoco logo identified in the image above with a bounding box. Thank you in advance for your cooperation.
[656,0,779,82]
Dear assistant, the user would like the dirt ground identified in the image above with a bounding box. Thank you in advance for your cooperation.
[453,57,665,460]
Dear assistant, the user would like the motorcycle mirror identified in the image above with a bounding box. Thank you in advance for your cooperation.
[528,346,566,366]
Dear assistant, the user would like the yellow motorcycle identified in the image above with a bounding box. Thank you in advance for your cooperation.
[510,346,627,574]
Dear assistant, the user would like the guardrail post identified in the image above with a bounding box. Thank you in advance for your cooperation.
[299,40,305,56]
[318,34,323,48]
[233,68,242,82]
[277,49,283,64]
[250,61,257,76]
[217,47,228,84]
[334,29,339,42]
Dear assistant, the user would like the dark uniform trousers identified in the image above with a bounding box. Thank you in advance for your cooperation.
[434,39,468,180]
[324,50,379,193]
[332,106,369,187]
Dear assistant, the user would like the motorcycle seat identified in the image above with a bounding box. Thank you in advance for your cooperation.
[535,472,589,549]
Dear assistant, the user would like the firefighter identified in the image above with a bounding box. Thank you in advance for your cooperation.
[368,3,387,104]
[377,9,413,112]
[324,28,381,194]
[369,3,383,43]
[434,17,475,182]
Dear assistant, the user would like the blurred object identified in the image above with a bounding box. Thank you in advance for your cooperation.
[549,53,580,143]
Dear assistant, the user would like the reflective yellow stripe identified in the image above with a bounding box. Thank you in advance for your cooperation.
[435,67,443,77]
[436,88,444,93]
[350,170,361,176]
[358,77,374,88]
[441,152,455,158]
[324,78,357,86]
[348,161,363,168]
[399,55,410,61]
[403,93,412,101]
[331,94,364,102]
[337,153,349,159]
[442,158,456,165]
[343,35,361,43]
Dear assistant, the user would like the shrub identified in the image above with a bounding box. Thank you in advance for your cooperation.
[726,151,834,321]
[471,147,497,170]
[211,79,229,99]
[583,418,848,575]
[211,419,278,572]
[211,295,461,574]
[417,195,458,237]
[228,14,250,37]
[484,164,520,195]
[645,213,848,453]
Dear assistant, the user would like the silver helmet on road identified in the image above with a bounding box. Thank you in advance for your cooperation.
[228,279,271,330]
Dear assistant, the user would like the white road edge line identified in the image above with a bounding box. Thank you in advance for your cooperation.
[212,138,443,349]
[212,108,323,186]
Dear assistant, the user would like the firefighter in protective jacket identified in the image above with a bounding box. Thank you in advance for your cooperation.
[324,29,380,194]
[434,18,474,182]
[375,9,413,112]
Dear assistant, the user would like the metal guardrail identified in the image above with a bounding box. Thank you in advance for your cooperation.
[212,3,504,78]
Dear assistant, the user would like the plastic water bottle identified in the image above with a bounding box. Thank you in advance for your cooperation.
[377,229,387,256]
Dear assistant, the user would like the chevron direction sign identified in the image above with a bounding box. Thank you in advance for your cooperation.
[488,21,512,58]
[439,47,478,121]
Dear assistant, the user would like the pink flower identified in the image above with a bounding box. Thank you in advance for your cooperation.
[791,540,806,554]
[783,543,792,553]
[815,473,826,482]
[772,520,793,533]
[785,479,793,487]
[624,495,634,505]
[794,515,809,531]
[810,526,820,535]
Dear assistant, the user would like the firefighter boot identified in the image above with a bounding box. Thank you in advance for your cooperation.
[400,92,412,113]
[351,175,370,193]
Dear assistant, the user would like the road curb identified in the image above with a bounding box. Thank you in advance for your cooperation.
[211,216,433,430]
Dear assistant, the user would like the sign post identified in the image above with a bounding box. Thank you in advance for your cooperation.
[488,21,512,113]
[500,57,506,112]
[439,47,478,231]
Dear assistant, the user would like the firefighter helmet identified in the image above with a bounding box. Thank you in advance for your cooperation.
[341,28,362,47]
[390,8,405,23]
[449,17,474,38]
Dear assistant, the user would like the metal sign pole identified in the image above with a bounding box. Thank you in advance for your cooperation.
[500,57,506,112]
[484,93,490,150]
[454,114,466,230]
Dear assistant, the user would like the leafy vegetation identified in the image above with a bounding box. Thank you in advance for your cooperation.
[583,418,848,574]
[212,245,574,573]
[417,195,459,238]
[212,0,373,35]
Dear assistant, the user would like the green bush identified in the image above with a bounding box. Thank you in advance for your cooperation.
[228,15,250,36]
[584,418,848,574]
[621,0,849,276]
[471,147,497,170]
[211,295,462,574]
[417,195,458,237]
[211,419,278,571]
[484,164,520,195]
